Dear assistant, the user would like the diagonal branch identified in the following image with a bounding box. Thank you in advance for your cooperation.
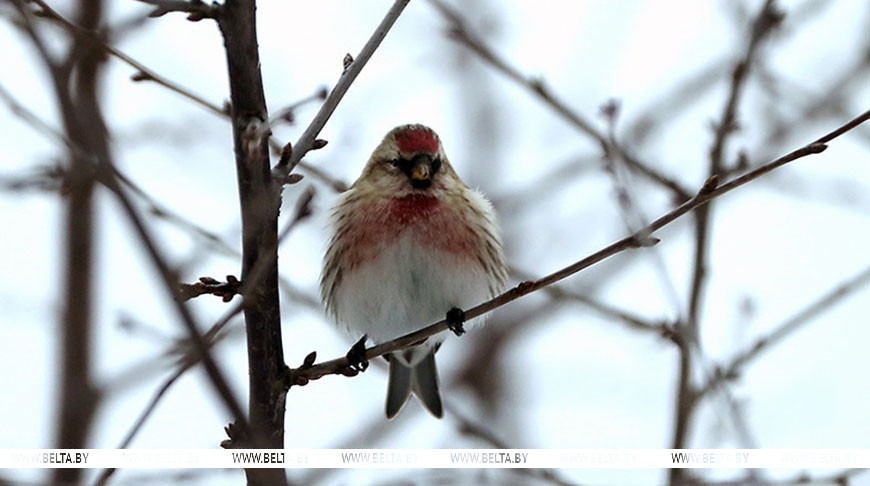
[512,268,669,335]
[286,107,870,385]
[274,0,412,179]
[28,0,348,191]
[99,167,253,440]
[692,263,870,405]
[32,0,227,116]
[427,0,693,202]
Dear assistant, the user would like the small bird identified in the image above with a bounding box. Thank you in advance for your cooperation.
[321,124,508,418]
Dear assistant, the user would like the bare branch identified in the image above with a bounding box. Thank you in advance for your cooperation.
[135,0,218,21]
[690,0,782,331]
[94,365,186,486]
[177,275,242,302]
[5,61,315,454]
[95,185,315,482]
[99,169,254,440]
[110,166,239,258]
[29,0,349,191]
[31,0,227,116]
[512,268,669,335]
[673,4,783,473]
[10,3,104,484]
[256,87,328,139]
[427,0,693,201]
[274,0,412,179]
[693,263,870,404]
[626,58,730,146]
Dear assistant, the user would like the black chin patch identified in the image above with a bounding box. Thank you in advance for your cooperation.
[410,178,432,189]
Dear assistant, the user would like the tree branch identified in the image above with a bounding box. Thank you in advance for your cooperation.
[209,8,290,484]
[274,0,412,179]
[177,275,241,302]
[29,0,348,191]
[689,0,782,331]
[693,263,870,405]
[673,5,782,477]
[512,268,669,335]
[15,1,108,483]
[136,0,219,21]
[427,0,693,202]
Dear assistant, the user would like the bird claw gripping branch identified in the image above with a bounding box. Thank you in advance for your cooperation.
[446,307,466,336]
[345,334,369,374]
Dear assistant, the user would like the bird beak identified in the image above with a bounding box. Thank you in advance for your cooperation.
[408,154,433,188]
[411,161,430,182]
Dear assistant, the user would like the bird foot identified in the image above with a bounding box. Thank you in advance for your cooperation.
[446,307,466,336]
[345,334,369,373]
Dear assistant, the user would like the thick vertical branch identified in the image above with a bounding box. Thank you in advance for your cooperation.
[215,1,286,483]
[52,1,106,484]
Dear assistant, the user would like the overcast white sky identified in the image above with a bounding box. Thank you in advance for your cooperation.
[1,0,870,485]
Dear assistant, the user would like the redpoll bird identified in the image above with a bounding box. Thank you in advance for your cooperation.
[321,124,508,418]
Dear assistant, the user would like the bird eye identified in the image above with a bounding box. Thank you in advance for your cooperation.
[389,159,400,168]
[431,157,442,173]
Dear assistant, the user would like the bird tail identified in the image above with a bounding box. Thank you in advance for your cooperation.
[386,351,443,419]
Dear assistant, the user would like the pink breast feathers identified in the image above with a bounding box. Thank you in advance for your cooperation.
[387,194,477,256]
[395,128,439,156]
[340,195,477,266]
[388,193,441,224]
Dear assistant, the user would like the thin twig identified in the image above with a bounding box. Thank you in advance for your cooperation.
[693,263,870,404]
[176,275,241,302]
[2,50,273,453]
[674,4,782,476]
[29,0,348,191]
[94,365,187,486]
[32,0,227,117]
[600,101,685,321]
[10,1,255,441]
[427,0,693,202]
[286,107,869,384]
[626,58,729,146]
[100,169,253,438]
[512,268,668,335]
[689,0,781,331]
[256,87,328,140]
[96,187,315,479]
[275,0,412,179]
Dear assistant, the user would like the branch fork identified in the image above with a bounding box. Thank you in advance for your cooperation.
[137,0,219,21]
[177,275,241,302]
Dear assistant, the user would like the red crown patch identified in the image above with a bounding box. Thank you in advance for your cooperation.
[395,127,439,155]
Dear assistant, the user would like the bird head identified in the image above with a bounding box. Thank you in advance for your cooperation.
[355,124,461,196]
